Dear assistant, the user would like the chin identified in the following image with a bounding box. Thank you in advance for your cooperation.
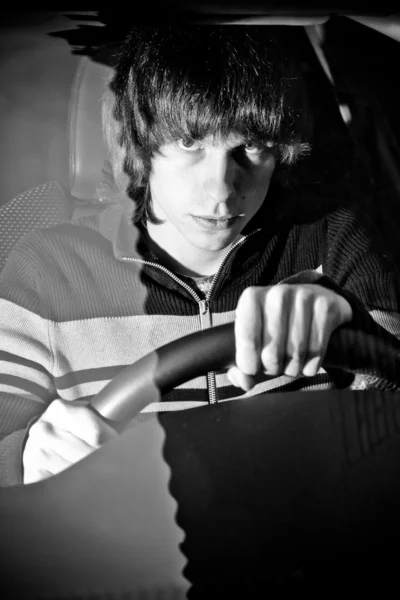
[191,231,240,252]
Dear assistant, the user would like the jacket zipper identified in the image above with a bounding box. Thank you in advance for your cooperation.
[119,230,260,404]
[200,232,260,403]
[198,299,218,404]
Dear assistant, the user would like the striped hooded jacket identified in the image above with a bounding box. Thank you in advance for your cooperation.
[1,201,400,486]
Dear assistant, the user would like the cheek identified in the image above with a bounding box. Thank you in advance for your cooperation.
[150,165,177,200]
[240,168,274,204]
[150,165,196,215]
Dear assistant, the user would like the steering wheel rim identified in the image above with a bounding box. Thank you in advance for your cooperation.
[90,317,400,426]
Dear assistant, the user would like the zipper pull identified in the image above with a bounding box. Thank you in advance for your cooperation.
[199,299,209,315]
[199,299,212,330]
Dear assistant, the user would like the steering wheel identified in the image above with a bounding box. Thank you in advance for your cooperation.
[90,317,400,427]
[3,318,400,597]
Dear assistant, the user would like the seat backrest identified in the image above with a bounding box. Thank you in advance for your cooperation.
[0,181,72,273]
[0,44,120,273]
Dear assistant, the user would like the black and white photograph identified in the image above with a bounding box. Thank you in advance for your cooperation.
[1,4,400,597]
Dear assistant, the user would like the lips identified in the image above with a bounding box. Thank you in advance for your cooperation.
[191,215,243,231]
[196,216,239,220]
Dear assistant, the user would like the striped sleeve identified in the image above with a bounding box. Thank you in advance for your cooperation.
[322,207,400,391]
[0,242,57,486]
[324,207,400,313]
[278,265,400,391]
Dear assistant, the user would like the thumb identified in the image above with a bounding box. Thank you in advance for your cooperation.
[227,366,256,392]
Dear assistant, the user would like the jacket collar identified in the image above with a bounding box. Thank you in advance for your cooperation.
[97,201,264,265]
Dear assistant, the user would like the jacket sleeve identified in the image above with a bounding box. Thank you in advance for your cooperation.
[322,206,400,390]
[323,206,400,315]
[0,241,57,486]
[281,206,400,390]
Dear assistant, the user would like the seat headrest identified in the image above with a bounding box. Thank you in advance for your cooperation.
[69,44,120,201]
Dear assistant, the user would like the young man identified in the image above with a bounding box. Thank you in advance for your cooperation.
[1,25,400,486]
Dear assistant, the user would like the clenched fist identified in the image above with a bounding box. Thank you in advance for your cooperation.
[228,283,353,390]
[23,399,118,484]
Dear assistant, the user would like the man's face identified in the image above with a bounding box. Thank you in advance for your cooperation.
[147,133,276,270]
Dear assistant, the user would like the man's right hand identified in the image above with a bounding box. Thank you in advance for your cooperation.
[23,399,118,484]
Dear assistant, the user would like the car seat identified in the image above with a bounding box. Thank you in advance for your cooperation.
[0,43,120,273]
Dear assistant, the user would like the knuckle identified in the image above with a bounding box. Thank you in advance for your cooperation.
[45,398,67,421]
[315,295,331,316]
[29,419,53,440]
[267,284,285,301]
[275,283,291,294]
[24,442,49,474]
[266,356,281,370]
[243,285,261,298]
[261,346,283,373]
[82,418,103,446]
[296,288,314,305]
[236,357,258,377]
[266,285,291,311]
[236,325,262,353]
[238,286,262,308]
[238,337,258,353]
[50,398,65,411]
[24,468,51,485]
[89,427,103,446]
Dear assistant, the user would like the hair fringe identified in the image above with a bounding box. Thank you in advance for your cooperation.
[101,26,314,224]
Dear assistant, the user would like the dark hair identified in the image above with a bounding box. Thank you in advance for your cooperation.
[102,25,312,225]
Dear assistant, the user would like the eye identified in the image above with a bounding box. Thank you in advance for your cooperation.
[244,142,265,155]
[177,138,203,152]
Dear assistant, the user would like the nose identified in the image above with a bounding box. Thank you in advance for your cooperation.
[202,151,237,206]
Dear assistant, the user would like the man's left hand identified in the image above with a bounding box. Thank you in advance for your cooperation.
[227,284,353,391]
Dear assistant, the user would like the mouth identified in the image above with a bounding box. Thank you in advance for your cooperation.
[191,215,243,231]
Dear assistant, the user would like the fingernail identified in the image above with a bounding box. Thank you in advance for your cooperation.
[284,360,300,378]
[229,368,255,391]
[228,367,241,388]
[242,373,256,391]
[241,377,251,392]
[302,356,321,377]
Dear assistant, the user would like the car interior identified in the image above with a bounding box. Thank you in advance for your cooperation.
[0,41,118,273]
[1,14,399,275]
[1,11,400,598]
